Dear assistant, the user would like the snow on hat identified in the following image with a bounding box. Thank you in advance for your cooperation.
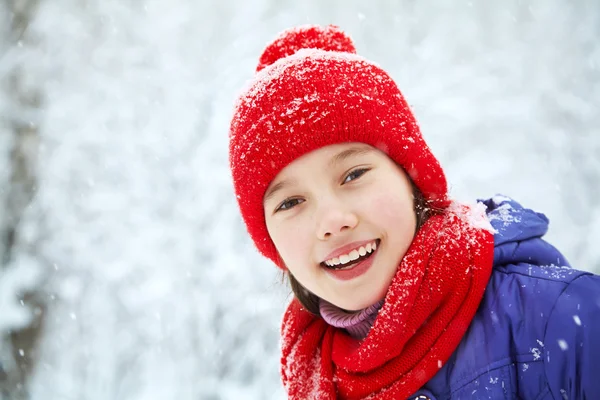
[229,24,448,267]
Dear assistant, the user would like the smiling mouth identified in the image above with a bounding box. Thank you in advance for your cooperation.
[320,239,381,271]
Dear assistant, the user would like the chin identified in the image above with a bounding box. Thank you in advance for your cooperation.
[324,274,392,311]
[335,292,385,311]
[349,280,392,310]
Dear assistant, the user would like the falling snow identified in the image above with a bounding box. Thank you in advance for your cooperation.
[0,1,598,399]
[557,339,569,351]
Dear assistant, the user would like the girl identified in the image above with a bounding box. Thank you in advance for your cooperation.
[228,25,600,399]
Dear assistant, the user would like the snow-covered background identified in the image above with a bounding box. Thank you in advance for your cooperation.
[0,0,598,399]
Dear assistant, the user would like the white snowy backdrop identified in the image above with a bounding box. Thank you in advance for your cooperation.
[0,0,598,399]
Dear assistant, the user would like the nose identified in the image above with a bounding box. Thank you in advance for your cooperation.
[316,202,358,240]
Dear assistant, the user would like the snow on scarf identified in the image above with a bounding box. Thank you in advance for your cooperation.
[280,203,495,399]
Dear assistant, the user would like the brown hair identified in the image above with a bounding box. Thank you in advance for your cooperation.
[285,183,436,315]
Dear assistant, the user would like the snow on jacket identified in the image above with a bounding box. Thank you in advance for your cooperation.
[411,196,600,400]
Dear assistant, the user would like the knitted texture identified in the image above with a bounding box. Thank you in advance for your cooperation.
[280,204,495,399]
[319,299,384,340]
[229,25,448,267]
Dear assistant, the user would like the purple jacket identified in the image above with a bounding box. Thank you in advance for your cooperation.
[412,196,600,400]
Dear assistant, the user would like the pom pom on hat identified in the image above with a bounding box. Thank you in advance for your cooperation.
[230,25,448,268]
[257,25,357,71]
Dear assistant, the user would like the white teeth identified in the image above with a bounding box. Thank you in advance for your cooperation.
[325,258,339,267]
[324,241,378,267]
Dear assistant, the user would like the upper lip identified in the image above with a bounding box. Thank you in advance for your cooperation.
[321,239,378,263]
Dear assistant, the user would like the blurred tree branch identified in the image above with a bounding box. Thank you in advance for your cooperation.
[0,0,43,399]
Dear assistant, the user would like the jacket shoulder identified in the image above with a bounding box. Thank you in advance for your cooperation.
[543,273,600,399]
[425,264,593,399]
[494,260,585,285]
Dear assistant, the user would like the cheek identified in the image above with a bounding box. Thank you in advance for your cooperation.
[268,222,312,270]
[372,194,396,219]
[362,188,416,236]
[368,192,408,222]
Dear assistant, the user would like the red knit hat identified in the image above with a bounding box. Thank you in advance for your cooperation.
[229,25,448,267]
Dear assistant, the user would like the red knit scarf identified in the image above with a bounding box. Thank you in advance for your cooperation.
[280,205,495,399]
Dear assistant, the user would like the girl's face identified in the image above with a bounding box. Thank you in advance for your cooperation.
[263,142,416,311]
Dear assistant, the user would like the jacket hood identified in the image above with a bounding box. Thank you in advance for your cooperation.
[480,195,570,268]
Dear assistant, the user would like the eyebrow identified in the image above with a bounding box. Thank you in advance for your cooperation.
[264,179,294,203]
[328,146,372,169]
[263,146,372,203]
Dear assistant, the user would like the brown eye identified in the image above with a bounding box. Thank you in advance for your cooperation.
[276,198,304,212]
[343,168,369,184]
